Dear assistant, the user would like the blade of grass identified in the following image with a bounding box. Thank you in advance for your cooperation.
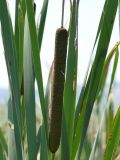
[103,106,120,160]
[25,0,48,136]
[0,129,8,156]
[23,14,36,160]
[89,106,106,160]
[0,0,22,134]
[108,46,119,96]
[74,0,110,130]
[20,0,26,17]
[74,53,94,135]
[89,131,100,160]
[8,97,14,124]
[38,0,49,52]
[79,0,118,154]
[92,0,109,51]
[63,1,77,157]
[0,141,5,160]
[75,0,109,119]
[61,111,70,160]
[40,124,48,160]
[83,136,92,159]
[35,126,41,158]
[44,61,54,119]
[8,128,17,160]
[105,99,114,142]
[15,0,20,68]
[72,70,93,158]
[72,0,118,158]
[18,4,25,87]
[98,42,120,99]
[0,0,23,159]
[35,62,53,158]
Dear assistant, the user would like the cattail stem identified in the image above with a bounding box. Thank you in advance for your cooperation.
[61,0,65,27]
[52,153,55,160]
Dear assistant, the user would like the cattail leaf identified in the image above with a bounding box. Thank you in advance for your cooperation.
[89,105,107,160]
[74,60,93,135]
[23,14,36,160]
[74,0,105,128]
[8,97,14,124]
[105,99,114,141]
[98,42,120,99]
[74,0,106,129]
[108,47,119,95]
[103,106,120,160]
[40,124,48,160]
[72,0,118,158]
[38,0,49,52]
[20,0,26,17]
[72,70,93,159]
[45,62,53,120]
[0,141,6,160]
[35,126,41,157]
[35,62,53,158]
[18,5,25,88]
[83,136,92,159]
[61,111,70,160]
[63,0,77,156]
[0,129,8,156]
[92,0,109,51]
[74,86,85,133]
[15,0,20,68]
[89,130,100,160]
[25,0,48,136]
[0,0,23,159]
[8,128,17,160]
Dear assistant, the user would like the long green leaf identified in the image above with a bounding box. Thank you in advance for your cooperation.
[105,99,114,142]
[108,46,119,95]
[40,124,48,160]
[0,129,8,156]
[18,4,25,87]
[38,0,49,52]
[63,1,77,157]
[36,56,53,158]
[0,141,5,160]
[74,0,111,133]
[15,0,20,68]
[103,106,120,160]
[61,111,70,160]
[23,14,36,160]
[25,0,48,136]
[0,0,23,159]
[98,42,120,99]
[72,0,118,158]
[35,126,41,158]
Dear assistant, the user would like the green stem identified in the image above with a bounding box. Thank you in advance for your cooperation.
[52,153,55,160]
[61,0,65,27]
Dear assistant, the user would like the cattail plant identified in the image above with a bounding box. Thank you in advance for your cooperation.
[0,0,120,159]
[49,27,68,153]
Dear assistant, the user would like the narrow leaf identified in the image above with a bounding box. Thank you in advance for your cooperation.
[103,106,120,160]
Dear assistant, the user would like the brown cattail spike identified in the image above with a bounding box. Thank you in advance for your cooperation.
[49,28,68,153]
